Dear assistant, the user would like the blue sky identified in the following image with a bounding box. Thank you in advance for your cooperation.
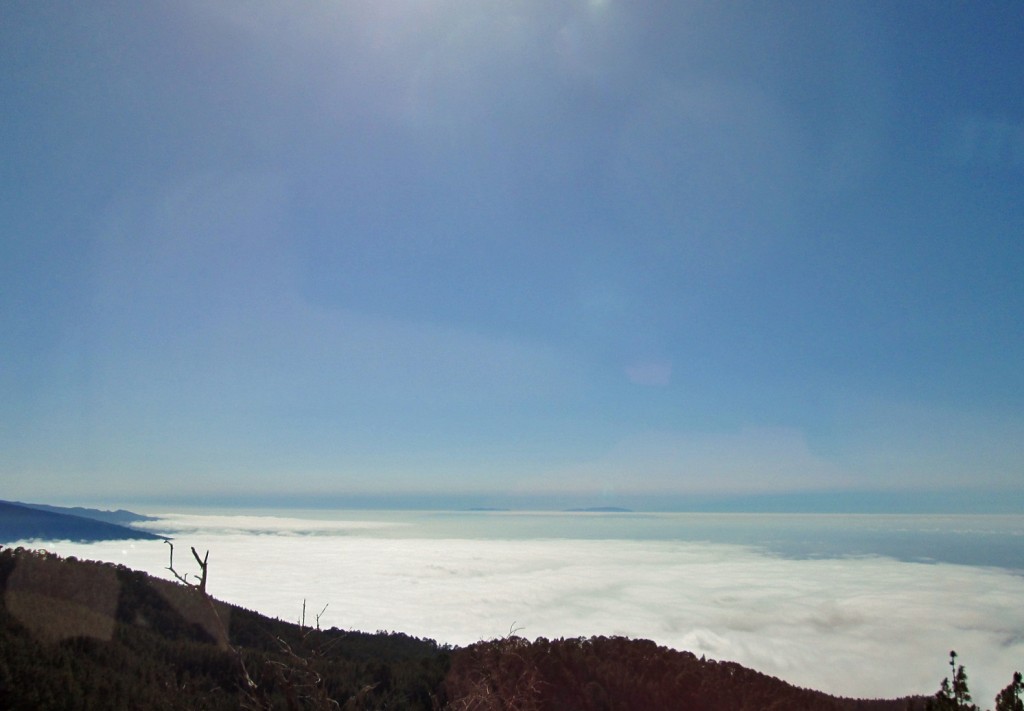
[2,1,1023,510]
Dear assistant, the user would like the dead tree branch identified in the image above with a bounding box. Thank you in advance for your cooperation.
[165,540,210,594]
[165,540,259,701]
[165,539,192,586]
[191,545,209,594]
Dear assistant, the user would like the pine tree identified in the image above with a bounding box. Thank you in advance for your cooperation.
[927,651,978,711]
[995,671,1024,711]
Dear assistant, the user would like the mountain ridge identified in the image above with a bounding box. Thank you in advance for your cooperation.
[13,501,157,525]
[0,545,923,709]
[0,500,165,543]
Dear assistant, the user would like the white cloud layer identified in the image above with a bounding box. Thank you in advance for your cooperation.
[16,511,1024,703]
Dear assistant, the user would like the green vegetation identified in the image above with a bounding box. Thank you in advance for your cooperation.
[995,673,1023,711]
[443,634,913,710]
[0,546,448,709]
[925,651,1022,711]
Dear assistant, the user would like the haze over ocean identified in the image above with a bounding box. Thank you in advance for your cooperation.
[16,508,1024,703]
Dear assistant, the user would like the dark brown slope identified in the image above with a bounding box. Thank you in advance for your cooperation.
[444,633,922,711]
[0,546,926,710]
[0,546,449,709]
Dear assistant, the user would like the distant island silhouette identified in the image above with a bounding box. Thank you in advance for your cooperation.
[463,506,633,513]
[0,500,164,543]
[563,506,633,513]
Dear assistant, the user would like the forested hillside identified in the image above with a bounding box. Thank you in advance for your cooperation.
[444,635,916,711]
[0,546,937,709]
[0,546,448,709]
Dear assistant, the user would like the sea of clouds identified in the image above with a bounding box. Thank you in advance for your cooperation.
[16,511,1024,704]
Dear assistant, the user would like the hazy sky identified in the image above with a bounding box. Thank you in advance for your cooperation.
[3,2,1023,508]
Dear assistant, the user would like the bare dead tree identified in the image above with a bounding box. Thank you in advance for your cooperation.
[192,546,209,594]
[262,634,343,711]
[165,540,341,710]
[300,600,330,635]
[165,540,210,594]
[447,636,544,711]
[165,540,260,702]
